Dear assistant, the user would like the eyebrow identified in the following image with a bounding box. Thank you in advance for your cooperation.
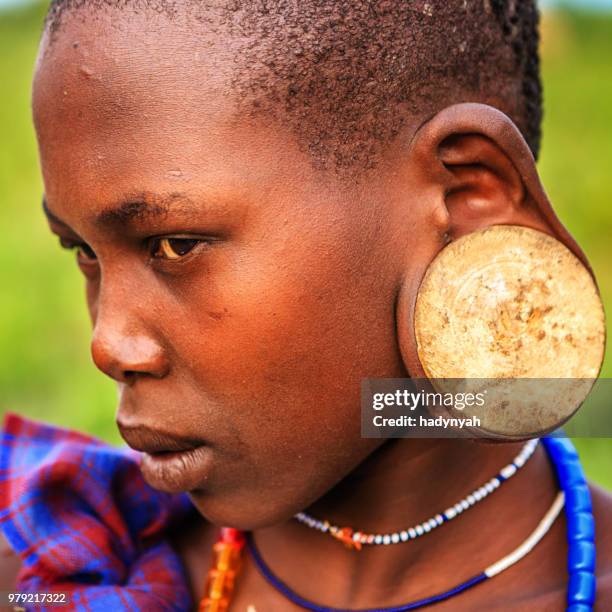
[42,192,203,229]
[98,192,206,228]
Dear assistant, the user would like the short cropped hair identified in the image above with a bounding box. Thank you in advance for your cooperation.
[46,1,542,173]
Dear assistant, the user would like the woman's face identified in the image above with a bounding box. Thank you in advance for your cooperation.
[33,11,428,528]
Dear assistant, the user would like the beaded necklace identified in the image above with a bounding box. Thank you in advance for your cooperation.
[295,439,538,549]
[199,436,596,611]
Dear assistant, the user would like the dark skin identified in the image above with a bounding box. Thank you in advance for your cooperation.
[1,8,612,611]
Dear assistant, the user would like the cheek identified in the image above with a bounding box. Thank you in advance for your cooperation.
[162,236,403,526]
[171,232,401,408]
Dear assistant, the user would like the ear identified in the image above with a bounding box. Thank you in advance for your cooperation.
[407,102,591,271]
[396,103,596,379]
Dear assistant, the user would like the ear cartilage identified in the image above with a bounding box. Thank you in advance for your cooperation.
[414,224,606,438]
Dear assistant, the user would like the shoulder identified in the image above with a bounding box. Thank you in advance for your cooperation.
[461,480,612,611]
[590,482,612,608]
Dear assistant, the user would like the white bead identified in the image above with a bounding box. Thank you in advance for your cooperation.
[294,441,540,549]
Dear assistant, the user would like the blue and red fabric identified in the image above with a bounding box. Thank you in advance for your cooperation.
[0,412,196,611]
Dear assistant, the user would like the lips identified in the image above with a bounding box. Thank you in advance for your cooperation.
[139,446,212,493]
[117,421,212,493]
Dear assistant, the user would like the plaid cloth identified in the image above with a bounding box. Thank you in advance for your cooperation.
[0,412,197,611]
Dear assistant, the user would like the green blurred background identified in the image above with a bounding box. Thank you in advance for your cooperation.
[1,3,611,485]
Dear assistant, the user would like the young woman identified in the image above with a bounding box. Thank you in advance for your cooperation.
[1,1,611,610]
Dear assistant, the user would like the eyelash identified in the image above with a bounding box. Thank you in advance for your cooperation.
[58,236,207,264]
[149,237,204,261]
[59,238,98,264]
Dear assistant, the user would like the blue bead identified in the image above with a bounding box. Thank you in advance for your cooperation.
[542,436,579,462]
[567,512,595,542]
[556,461,587,489]
[543,437,596,609]
[567,571,596,605]
[569,540,596,572]
[566,485,593,513]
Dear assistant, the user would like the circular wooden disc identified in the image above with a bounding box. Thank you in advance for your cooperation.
[414,225,606,437]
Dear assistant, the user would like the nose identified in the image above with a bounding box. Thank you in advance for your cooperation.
[90,283,170,384]
[91,332,169,383]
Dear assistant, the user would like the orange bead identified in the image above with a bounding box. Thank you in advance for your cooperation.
[331,526,362,550]
[199,597,230,612]
[199,529,246,611]
[212,541,242,572]
[204,568,239,600]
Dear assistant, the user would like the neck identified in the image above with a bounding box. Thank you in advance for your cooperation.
[251,437,559,608]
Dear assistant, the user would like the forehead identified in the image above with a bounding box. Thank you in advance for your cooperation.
[32,9,322,224]
[34,9,235,139]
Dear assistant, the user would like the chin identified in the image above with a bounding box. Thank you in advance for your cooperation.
[186,487,304,531]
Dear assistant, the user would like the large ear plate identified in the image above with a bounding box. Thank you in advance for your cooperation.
[414,225,606,438]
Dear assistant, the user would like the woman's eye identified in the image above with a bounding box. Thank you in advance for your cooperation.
[59,238,97,263]
[151,237,200,260]
[76,244,97,262]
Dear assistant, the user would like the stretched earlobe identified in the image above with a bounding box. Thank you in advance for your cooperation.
[412,224,605,439]
[395,104,606,439]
